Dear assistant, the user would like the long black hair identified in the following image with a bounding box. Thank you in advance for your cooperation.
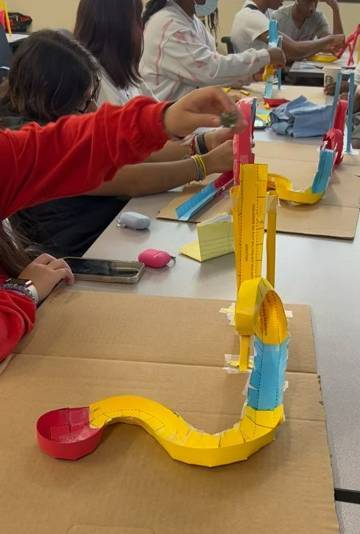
[143,0,167,25]
[74,0,144,89]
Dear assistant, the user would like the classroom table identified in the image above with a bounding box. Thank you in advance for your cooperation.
[336,502,360,534]
[82,185,360,530]
[288,51,356,84]
[76,111,360,531]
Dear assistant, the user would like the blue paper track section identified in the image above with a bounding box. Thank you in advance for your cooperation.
[176,182,217,221]
[247,337,289,411]
[311,149,334,194]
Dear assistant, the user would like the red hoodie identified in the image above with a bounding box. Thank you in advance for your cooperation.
[0,97,169,361]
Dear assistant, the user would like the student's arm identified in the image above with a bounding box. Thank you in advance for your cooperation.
[0,287,35,361]
[0,88,242,219]
[158,28,271,87]
[0,254,74,362]
[89,140,234,197]
[323,0,344,36]
[257,30,344,60]
[147,128,234,163]
[0,99,169,219]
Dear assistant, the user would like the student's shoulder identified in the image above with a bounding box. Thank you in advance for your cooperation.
[313,10,328,25]
[234,4,267,24]
[272,4,292,20]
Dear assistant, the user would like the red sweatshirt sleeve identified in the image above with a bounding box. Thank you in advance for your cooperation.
[0,97,169,361]
[0,288,36,361]
[0,97,169,219]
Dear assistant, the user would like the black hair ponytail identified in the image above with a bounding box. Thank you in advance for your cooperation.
[142,0,167,25]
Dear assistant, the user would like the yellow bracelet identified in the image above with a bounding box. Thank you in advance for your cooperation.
[191,154,207,181]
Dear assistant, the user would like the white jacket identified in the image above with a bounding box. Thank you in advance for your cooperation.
[140,0,270,101]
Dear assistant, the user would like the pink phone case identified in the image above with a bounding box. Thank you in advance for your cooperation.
[138,249,174,269]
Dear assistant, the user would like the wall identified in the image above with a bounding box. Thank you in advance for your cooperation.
[8,0,79,31]
[8,0,357,36]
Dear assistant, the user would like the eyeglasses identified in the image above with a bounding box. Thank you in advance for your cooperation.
[77,75,101,114]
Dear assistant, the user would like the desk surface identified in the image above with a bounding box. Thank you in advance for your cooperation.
[85,183,360,496]
[289,51,356,79]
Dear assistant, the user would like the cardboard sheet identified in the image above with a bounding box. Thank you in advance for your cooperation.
[255,141,360,170]
[1,289,338,533]
[231,83,329,105]
[157,188,359,239]
[17,291,316,374]
[256,157,360,208]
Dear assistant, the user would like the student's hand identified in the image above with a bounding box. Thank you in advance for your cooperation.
[204,128,234,151]
[203,140,234,174]
[163,87,247,138]
[323,34,345,54]
[19,253,75,302]
[323,0,339,10]
[268,47,286,67]
[324,80,349,96]
[253,69,265,82]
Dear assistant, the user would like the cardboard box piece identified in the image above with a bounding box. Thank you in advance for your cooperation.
[157,150,360,239]
[0,289,339,534]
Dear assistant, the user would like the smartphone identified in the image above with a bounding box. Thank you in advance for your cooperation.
[64,257,145,284]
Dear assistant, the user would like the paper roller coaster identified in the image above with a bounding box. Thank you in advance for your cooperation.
[36,76,355,466]
[37,137,289,468]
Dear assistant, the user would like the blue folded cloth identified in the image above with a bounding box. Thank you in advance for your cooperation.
[270,96,332,138]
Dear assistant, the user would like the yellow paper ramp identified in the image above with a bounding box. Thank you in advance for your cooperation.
[89,396,284,467]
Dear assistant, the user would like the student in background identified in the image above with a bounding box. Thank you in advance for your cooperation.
[139,0,285,100]
[273,0,343,41]
[1,30,237,257]
[231,0,344,59]
[0,75,243,362]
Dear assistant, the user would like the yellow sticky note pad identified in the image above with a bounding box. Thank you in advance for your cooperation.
[180,214,234,262]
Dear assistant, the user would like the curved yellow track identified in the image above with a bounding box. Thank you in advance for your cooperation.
[89,269,288,467]
[88,164,289,467]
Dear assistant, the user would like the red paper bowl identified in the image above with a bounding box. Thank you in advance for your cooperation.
[36,407,103,460]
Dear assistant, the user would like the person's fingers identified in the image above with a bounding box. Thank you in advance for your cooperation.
[33,253,56,265]
[51,267,75,285]
[188,87,237,114]
[188,113,222,131]
[215,128,234,143]
[48,258,71,270]
[48,259,75,284]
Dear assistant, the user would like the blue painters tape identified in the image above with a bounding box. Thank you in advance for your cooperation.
[265,19,281,96]
[176,182,217,221]
[247,337,288,411]
[311,149,334,194]
[268,19,279,46]
[264,80,274,99]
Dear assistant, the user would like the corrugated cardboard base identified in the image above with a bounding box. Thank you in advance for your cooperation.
[157,151,360,238]
[231,83,329,105]
[255,141,360,170]
[157,189,359,239]
[0,290,339,533]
